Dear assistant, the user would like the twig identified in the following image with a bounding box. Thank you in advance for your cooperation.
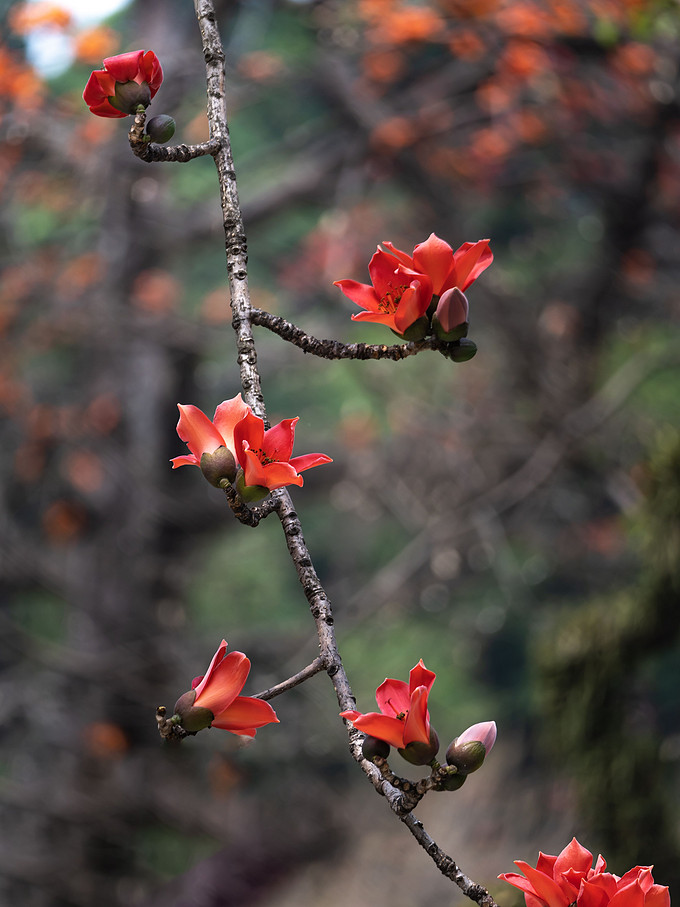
[253,656,327,700]
[251,307,447,360]
[128,107,220,162]
[221,481,279,526]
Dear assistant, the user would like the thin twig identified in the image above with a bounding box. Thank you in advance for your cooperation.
[253,656,327,700]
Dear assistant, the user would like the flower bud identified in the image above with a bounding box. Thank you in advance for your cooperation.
[446,720,496,774]
[200,446,236,486]
[145,114,176,143]
[173,689,214,733]
[447,338,477,362]
[362,735,390,761]
[433,287,469,341]
[440,766,467,791]
[398,726,440,766]
[109,79,151,114]
[235,470,270,503]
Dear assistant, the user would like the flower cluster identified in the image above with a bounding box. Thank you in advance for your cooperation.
[83,50,163,118]
[500,838,670,907]
[173,640,278,736]
[341,660,496,779]
[171,393,332,499]
[334,233,492,342]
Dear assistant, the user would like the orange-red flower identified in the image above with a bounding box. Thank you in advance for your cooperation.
[174,640,279,737]
[499,838,670,907]
[340,659,436,749]
[233,409,332,491]
[171,395,332,493]
[334,234,492,336]
[83,50,163,118]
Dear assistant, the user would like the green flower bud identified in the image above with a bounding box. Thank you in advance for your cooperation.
[109,79,151,114]
[235,470,270,503]
[362,735,391,761]
[445,338,477,362]
[173,689,214,733]
[398,726,440,766]
[446,739,486,774]
[439,768,467,791]
[200,447,236,486]
[145,114,176,144]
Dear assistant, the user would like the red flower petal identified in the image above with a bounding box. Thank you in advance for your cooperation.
[212,394,250,457]
[342,711,407,748]
[393,282,427,334]
[403,684,431,745]
[607,880,646,907]
[376,677,411,717]
[193,650,250,714]
[408,659,436,696]
[578,879,611,907]
[289,452,333,473]
[536,853,559,876]
[554,837,594,879]
[175,403,226,463]
[211,695,279,733]
[514,861,570,907]
[445,240,493,293]
[412,233,456,296]
[381,240,414,268]
[102,49,147,83]
[233,410,265,469]
[263,418,298,463]
[333,279,382,313]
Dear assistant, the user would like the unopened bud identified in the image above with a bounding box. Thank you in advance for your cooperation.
[445,720,496,774]
[235,470,270,503]
[109,79,151,114]
[145,114,176,144]
[173,689,214,733]
[398,726,440,766]
[433,287,469,340]
[446,338,477,362]
[440,766,467,791]
[200,447,236,486]
[362,735,390,761]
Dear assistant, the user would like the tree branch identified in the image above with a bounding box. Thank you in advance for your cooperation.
[191,4,500,904]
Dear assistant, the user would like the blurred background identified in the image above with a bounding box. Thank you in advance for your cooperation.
[1,0,679,904]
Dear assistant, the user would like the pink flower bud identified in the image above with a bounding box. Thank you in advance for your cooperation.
[456,720,497,753]
[435,287,469,333]
[445,720,496,774]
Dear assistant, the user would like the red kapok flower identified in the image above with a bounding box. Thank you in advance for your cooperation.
[171,394,250,469]
[173,640,279,737]
[233,409,332,491]
[499,838,670,907]
[382,233,493,297]
[83,50,163,118]
[340,659,436,749]
[334,247,433,336]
